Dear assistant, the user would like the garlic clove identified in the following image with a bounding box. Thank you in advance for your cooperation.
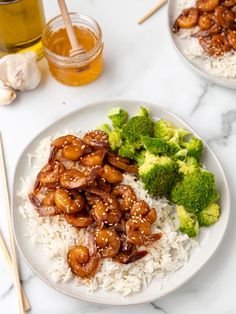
[0,52,41,92]
[0,84,16,106]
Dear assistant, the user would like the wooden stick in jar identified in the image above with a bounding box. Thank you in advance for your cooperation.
[138,0,168,25]
[0,133,25,314]
[0,230,31,311]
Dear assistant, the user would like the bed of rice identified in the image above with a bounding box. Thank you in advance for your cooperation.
[175,0,236,79]
[17,132,197,296]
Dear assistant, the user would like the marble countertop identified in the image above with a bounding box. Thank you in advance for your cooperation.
[0,0,236,313]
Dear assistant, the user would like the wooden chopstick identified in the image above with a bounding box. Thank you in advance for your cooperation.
[0,230,30,311]
[138,0,168,25]
[0,133,25,314]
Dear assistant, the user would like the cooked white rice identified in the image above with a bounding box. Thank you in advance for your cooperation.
[18,132,197,296]
[174,0,236,79]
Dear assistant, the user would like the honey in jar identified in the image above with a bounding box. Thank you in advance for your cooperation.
[0,0,45,58]
[42,13,103,86]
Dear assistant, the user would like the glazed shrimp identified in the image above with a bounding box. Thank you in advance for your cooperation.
[106,152,138,173]
[130,200,157,224]
[126,218,152,246]
[112,184,137,212]
[85,187,122,225]
[50,135,85,161]
[54,188,85,214]
[198,13,214,30]
[196,0,219,11]
[65,212,93,228]
[173,8,199,33]
[29,190,60,216]
[95,229,121,258]
[227,30,236,49]
[83,130,109,149]
[67,245,100,278]
[80,148,107,167]
[98,164,123,184]
[35,161,65,191]
[199,33,230,56]
[60,167,99,189]
[221,0,236,7]
[114,250,148,264]
[213,6,235,28]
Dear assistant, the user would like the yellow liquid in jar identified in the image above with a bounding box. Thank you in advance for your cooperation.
[0,0,45,58]
[46,27,103,86]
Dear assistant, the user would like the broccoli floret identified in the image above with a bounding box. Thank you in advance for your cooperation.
[177,156,199,175]
[176,205,199,238]
[197,203,220,226]
[171,170,219,213]
[118,141,137,159]
[141,136,180,156]
[154,119,190,143]
[108,107,128,129]
[139,152,179,197]
[133,150,146,166]
[180,137,203,160]
[122,116,153,148]
[137,106,150,118]
[97,124,122,151]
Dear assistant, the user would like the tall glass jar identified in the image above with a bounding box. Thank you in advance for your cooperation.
[0,0,45,58]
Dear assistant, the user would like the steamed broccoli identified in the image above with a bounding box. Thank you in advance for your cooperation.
[154,119,190,143]
[141,136,180,157]
[97,123,122,151]
[107,107,128,129]
[176,156,199,175]
[180,137,203,160]
[176,205,199,238]
[137,106,150,118]
[118,140,137,159]
[133,150,146,166]
[171,169,219,213]
[122,115,153,148]
[197,203,220,226]
[139,152,179,197]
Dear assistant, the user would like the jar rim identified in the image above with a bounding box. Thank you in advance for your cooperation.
[42,12,103,66]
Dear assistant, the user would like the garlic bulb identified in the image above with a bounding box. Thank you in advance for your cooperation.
[0,83,16,106]
[0,52,41,92]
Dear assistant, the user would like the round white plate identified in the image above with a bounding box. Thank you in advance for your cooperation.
[168,0,236,89]
[12,100,230,305]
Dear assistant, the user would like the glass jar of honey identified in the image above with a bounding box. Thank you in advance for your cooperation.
[42,13,104,86]
[0,0,45,58]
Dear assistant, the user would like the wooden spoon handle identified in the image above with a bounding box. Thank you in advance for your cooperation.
[57,0,82,50]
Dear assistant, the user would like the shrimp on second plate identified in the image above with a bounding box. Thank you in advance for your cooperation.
[80,148,107,167]
[95,228,121,258]
[54,188,85,214]
[106,152,138,173]
[227,30,236,49]
[196,0,219,12]
[65,211,94,228]
[125,218,152,246]
[98,164,123,184]
[67,245,100,278]
[173,8,199,33]
[111,184,137,212]
[199,33,230,56]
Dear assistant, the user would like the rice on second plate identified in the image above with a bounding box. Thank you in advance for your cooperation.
[18,132,197,296]
[174,0,236,79]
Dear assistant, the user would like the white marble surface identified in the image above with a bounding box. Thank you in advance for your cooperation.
[0,0,236,313]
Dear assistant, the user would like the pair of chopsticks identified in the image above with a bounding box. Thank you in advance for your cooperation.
[0,133,30,313]
[138,0,167,25]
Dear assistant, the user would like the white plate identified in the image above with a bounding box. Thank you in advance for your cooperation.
[168,0,236,89]
[12,100,230,305]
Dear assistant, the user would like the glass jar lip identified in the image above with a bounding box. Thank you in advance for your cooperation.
[42,12,103,66]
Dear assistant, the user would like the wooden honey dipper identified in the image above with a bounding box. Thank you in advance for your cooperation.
[57,0,85,57]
